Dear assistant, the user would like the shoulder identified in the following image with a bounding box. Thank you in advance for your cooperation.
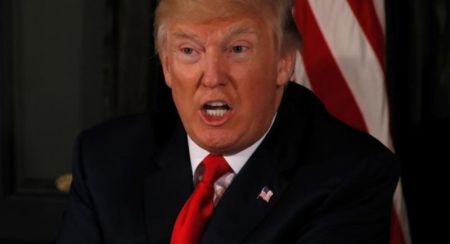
[283,82,393,154]
[80,113,152,145]
[66,114,157,233]
[73,114,155,181]
[276,82,400,178]
[277,83,400,207]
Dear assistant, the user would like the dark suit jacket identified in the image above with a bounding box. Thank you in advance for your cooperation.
[56,82,400,244]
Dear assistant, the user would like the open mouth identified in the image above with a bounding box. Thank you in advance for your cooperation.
[200,101,233,125]
[203,101,231,117]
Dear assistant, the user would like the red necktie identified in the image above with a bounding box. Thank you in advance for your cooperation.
[171,154,232,244]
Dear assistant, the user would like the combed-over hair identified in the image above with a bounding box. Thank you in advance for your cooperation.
[153,0,301,56]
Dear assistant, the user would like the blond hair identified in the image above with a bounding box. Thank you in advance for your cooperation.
[153,0,301,56]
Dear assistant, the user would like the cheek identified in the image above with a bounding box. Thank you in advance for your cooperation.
[234,61,279,95]
[242,68,281,112]
[167,62,203,116]
[237,80,279,119]
[242,54,278,80]
[170,61,202,89]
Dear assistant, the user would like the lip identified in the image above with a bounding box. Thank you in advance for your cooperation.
[199,100,233,126]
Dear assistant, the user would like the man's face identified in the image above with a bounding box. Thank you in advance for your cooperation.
[161,12,294,155]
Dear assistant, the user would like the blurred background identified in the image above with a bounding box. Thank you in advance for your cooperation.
[0,0,448,243]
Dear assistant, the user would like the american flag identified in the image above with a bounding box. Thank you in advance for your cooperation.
[258,186,274,203]
[293,1,411,244]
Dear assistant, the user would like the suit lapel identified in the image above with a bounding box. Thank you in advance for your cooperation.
[201,143,290,244]
[201,83,311,243]
[143,122,194,244]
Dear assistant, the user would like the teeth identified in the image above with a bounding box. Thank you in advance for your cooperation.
[207,101,227,106]
[206,109,227,117]
[203,101,230,117]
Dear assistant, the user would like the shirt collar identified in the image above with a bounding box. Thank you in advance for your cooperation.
[188,115,276,178]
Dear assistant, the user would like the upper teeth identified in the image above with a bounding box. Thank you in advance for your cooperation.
[205,101,229,117]
[206,109,226,117]
[207,102,227,106]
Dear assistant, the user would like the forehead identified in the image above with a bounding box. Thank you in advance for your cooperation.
[167,16,264,40]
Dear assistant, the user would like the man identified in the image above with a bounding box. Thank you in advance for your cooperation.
[56,0,400,243]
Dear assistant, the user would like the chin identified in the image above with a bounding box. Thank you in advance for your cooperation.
[196,132,237,154]
[201,139,232,154]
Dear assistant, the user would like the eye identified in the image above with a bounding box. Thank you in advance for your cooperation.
[176,45,200,63]
[181,47,194,55]
[231,45,248,53]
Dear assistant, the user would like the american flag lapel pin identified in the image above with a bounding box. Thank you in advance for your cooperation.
[257,186,274,203]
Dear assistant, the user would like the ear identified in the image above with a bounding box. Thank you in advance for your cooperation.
[160,52,173,88]
[276,48,297,87]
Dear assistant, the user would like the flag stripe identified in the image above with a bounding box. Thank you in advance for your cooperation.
[293,1,410,243]
[347,0,386,71]
[306,0,391,147]
[372,0,386,34]
[393,181,413,244]
[295,0,368,132]
[391,207,406,244]
[293,52,312,89]
[342,3,410,242]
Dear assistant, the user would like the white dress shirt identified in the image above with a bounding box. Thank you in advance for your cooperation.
[187,116,275,205]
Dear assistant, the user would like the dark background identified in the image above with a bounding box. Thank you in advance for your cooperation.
[0,0,449,243]
[388,1,450,244]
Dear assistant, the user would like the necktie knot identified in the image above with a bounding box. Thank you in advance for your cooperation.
[201,154,232,184]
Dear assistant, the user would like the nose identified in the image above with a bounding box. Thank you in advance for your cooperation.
[201,50,226,88]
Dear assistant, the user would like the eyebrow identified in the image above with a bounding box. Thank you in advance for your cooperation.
[223,25,259,46]
[172,30,201,42]
[170,24,259,45]
[227,25,258,37]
